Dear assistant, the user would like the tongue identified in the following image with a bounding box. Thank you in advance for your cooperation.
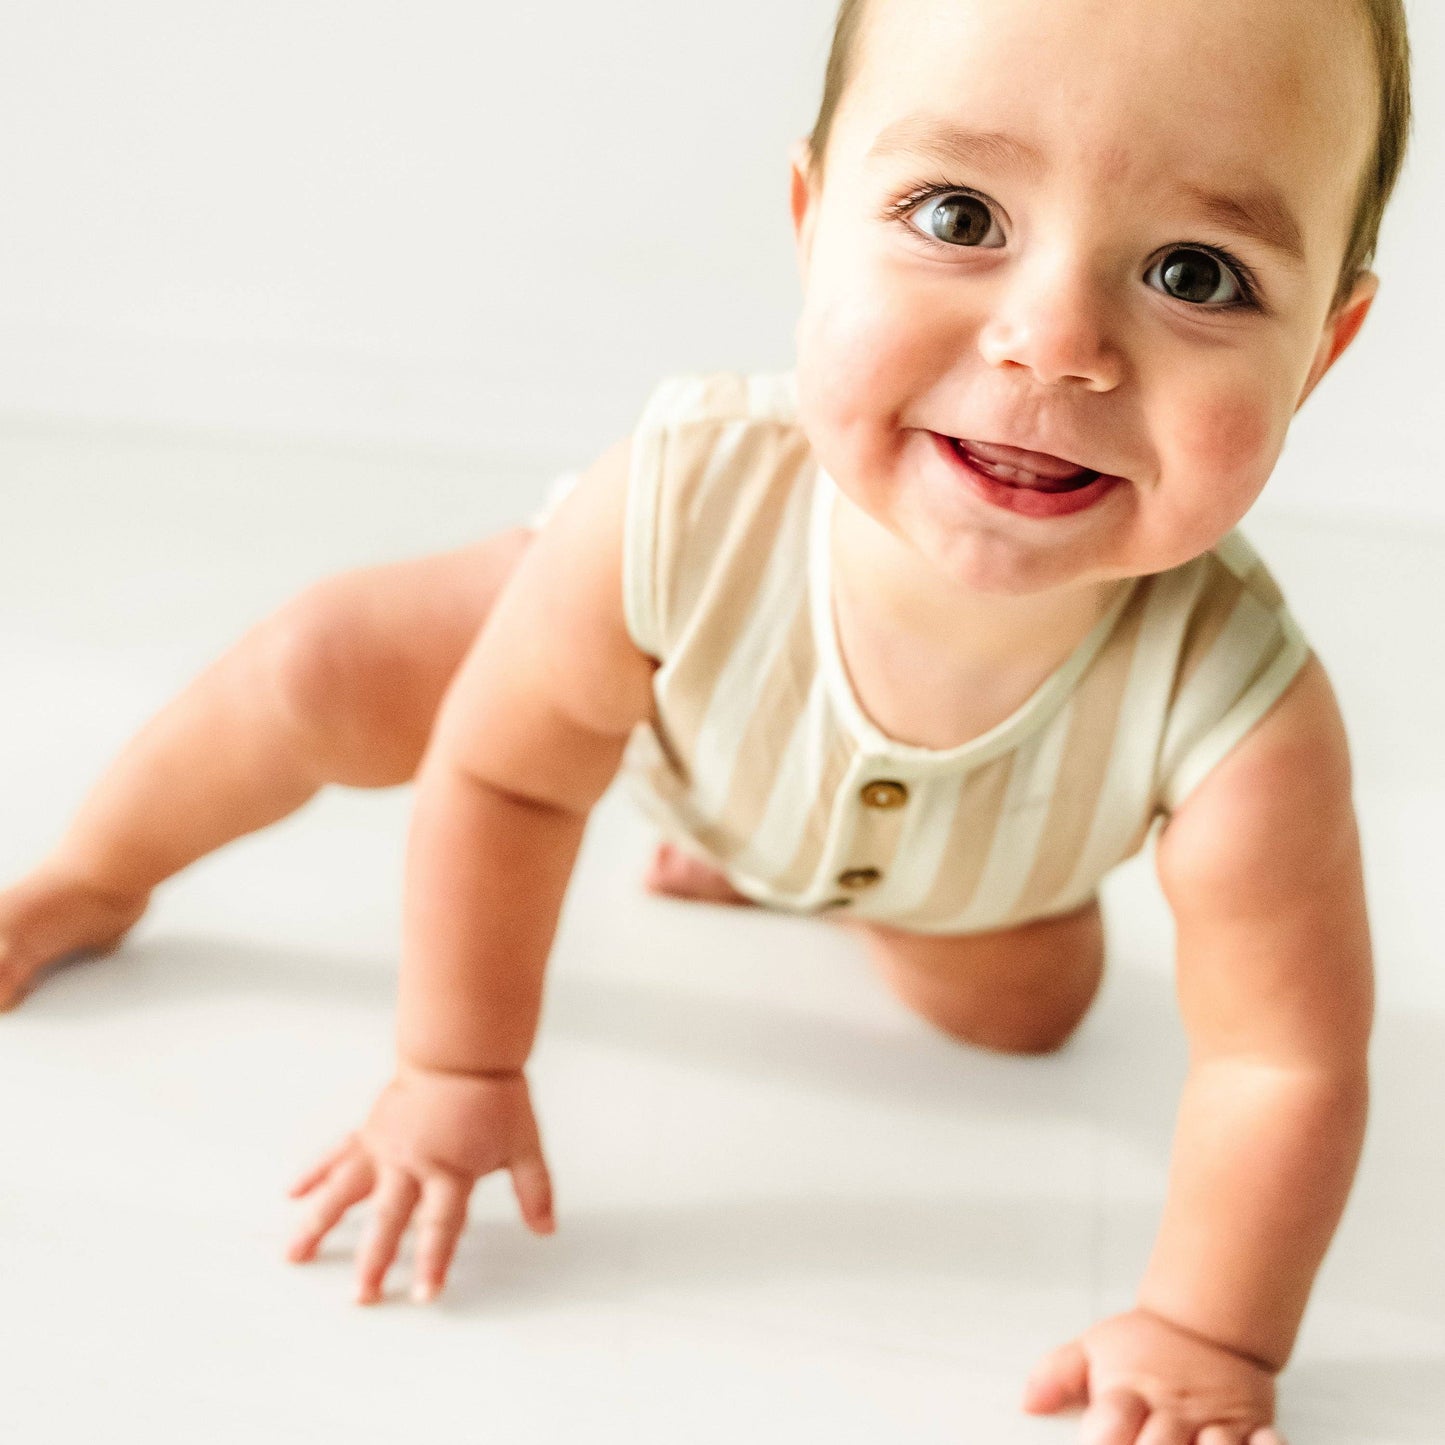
[962,439,1090,483]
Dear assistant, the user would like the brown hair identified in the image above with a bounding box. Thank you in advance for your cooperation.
[805,0,1413,316]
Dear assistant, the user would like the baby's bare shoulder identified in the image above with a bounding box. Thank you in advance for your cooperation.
[430,435,656,814]
[1154,651,1372,1066]
[514,435,657,738]
[1155,651,1353,906]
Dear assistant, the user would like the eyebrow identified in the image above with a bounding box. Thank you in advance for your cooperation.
[1175,183,1307,268]
[868,114,1048,180]
[866,114,1308,268]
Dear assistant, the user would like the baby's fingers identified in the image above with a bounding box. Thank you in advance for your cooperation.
[510,1153,555,1235]
[1195,1428,1287,1445]
[286,1152,376,1263]
[1196,1428,1249,1445]
[1080,1387,1148,1445]
[1132,1411,1191,1445]
[287,1132,359,1198]
[410,1173,471,1303]
[353,1165,421,1305]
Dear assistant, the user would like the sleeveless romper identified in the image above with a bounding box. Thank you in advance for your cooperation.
[527,371,1313,935]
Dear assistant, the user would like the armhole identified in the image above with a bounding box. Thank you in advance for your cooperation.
[1158,616,1312,816]
[620,370,773,663]
[621,376,696,662]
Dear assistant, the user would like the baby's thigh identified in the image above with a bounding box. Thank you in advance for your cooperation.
[855,899,1105,1056]
[274,525,536,786]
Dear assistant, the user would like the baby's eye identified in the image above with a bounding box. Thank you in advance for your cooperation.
[1147,247,1251,308]
[904,189,1006,249]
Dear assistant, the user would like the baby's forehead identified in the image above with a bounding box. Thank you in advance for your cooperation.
[857,0,1365,68]
[847,0,1374,210]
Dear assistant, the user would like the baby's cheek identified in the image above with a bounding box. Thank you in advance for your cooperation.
[1147,391,1286,561]
[801,295,910,422]
[799,254,935,427]
[1173,390,1281,490]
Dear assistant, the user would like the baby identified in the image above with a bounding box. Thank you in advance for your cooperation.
[0,0,1413,1438]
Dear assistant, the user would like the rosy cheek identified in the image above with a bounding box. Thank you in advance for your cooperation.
[797,314,916,499]
[800,328,883,444]
[805,286,894,376]
[1172,391,1280,485]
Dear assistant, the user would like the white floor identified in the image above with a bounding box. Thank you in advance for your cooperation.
[1,416,1442,1444]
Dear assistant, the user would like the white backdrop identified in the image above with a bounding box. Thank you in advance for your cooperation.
[0,0,1439,522]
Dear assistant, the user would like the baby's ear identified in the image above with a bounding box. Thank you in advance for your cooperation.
[788,138,814,205]
[789,137,821,275]
[1295,270,1379,412]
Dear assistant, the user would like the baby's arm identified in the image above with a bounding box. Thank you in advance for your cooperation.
[1140,651,1372,1370]
[395,436,654,1078]
[1026,652,1373,1440]
[287,436,658,1302]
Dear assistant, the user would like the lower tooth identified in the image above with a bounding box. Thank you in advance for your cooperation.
[962,449,1092,491]
[979,460,1077,490]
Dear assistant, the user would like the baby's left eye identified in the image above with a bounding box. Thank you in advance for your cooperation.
[1148,247,1251,308]
[904,190,1006,249]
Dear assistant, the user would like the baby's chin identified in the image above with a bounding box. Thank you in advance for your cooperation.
[913,529,1121,599]
[877,456,1126,587]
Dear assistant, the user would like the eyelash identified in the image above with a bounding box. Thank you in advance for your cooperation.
[882,181,1265,313]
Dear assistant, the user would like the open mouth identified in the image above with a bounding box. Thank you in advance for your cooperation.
[930,432,1122,520]
[950,438,1102,492]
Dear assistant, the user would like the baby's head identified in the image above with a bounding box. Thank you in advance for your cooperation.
[788,0,1413,594]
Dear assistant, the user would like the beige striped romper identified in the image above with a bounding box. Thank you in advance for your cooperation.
[527,370,1312,935]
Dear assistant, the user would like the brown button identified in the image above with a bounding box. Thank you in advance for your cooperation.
[836,867,882,890]
[860,780,909,810]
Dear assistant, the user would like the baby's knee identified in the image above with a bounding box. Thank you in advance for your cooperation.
[258,579,372,741]
[248,529,537,786]
[864,905,1105,1058]
[245,576,423,789]
[932,1003,1089,1056]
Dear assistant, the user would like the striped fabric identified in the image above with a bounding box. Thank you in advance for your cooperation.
[534,371,1313,935]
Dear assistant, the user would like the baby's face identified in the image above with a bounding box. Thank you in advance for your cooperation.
[790,0,1380,595]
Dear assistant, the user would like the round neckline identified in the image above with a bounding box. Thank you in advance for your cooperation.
[808,465,1137,773]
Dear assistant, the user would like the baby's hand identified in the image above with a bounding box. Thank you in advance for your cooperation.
[1023,1308,1287,1444]
[285,1063,555,1304]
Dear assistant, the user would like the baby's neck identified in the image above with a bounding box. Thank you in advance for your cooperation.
[830,490,1127,685]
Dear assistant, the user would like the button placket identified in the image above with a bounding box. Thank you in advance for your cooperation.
[826,772,913,900]
[859,779,909,810]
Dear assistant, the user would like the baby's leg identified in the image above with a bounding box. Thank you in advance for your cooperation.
[642,840,759,906]
[0,526,535,1010]
[641,842,1108,1061]
[639,852,1103,1058]
[857,901,1106,1056]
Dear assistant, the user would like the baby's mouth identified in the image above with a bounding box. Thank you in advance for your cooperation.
[949,437,1102,492]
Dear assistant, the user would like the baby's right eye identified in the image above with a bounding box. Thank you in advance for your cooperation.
[899,188,1007,251]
